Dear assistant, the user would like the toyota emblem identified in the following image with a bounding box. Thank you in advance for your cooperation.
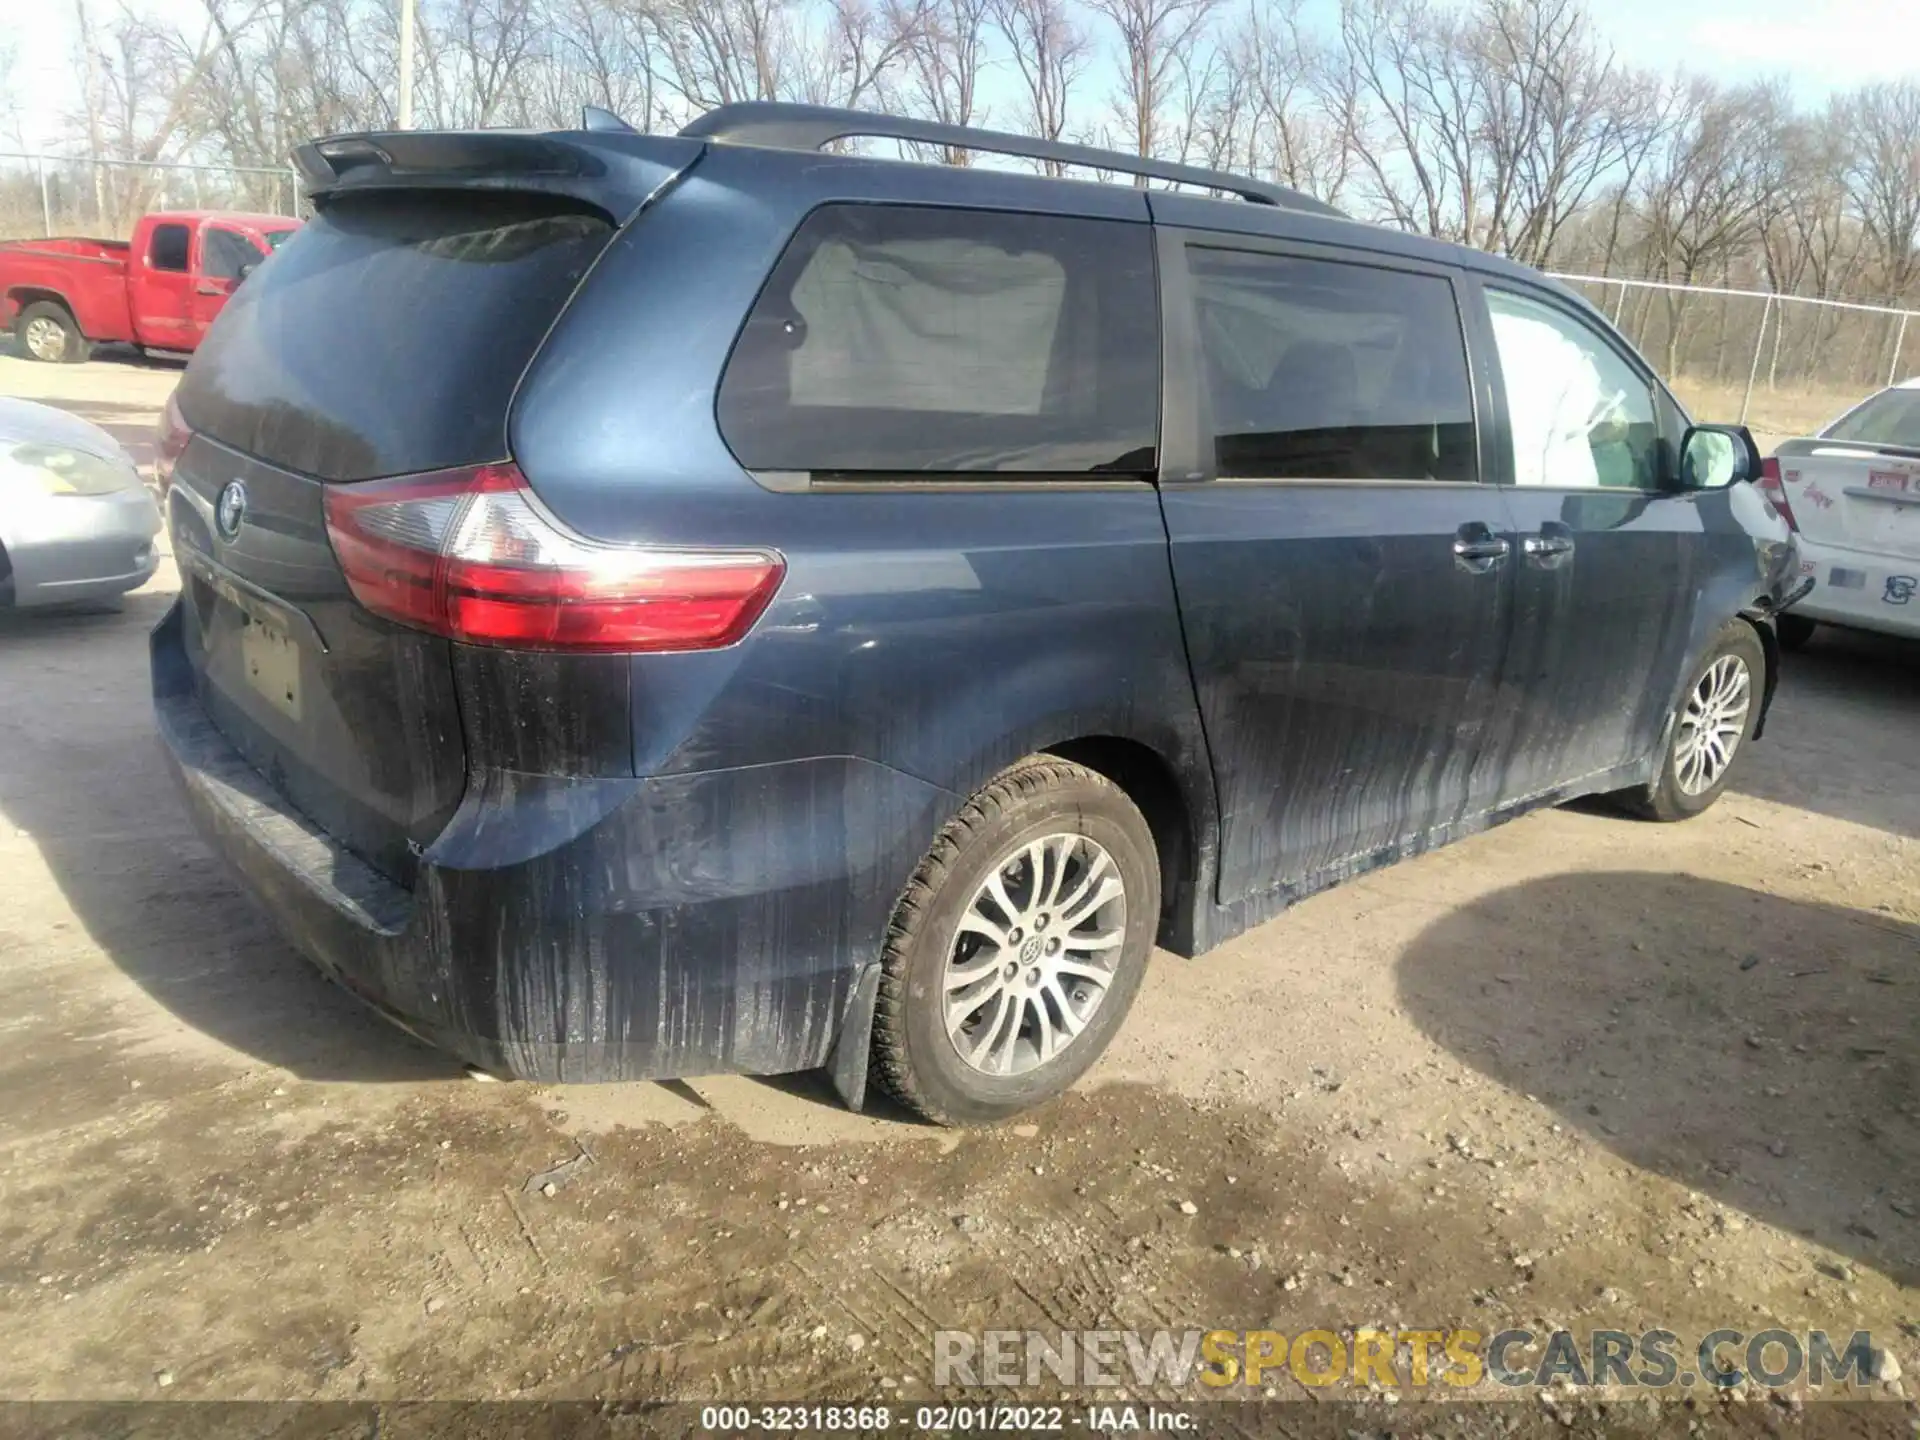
[215,480,248,541]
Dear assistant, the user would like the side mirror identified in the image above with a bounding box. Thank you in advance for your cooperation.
[1679,424,1763,491]
[235,260,257,283]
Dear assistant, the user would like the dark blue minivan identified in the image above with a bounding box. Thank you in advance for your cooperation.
[151,104,1802,1123]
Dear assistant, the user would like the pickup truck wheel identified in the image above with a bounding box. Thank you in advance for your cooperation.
[870,756,1159,1126]
[16,302,89,364]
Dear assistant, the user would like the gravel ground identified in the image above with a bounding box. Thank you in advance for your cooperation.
[0,355,1914,1434]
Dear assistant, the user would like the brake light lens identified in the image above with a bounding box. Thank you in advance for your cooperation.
[1756,457,1798,531]
[155,392,190,493]
[322,463,784,653]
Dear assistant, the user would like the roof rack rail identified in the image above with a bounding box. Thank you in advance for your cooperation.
[677,102,1343,217]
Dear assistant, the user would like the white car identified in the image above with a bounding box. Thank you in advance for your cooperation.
[1764,377,1920,648]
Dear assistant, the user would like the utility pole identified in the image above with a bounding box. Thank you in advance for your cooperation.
[397,0,417,128]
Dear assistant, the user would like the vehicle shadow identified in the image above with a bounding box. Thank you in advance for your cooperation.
[1734,624,1920,839]
[0,595,463,1082]
[1396,869,1919,1288]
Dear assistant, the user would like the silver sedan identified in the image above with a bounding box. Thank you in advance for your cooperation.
[0,397,161,608]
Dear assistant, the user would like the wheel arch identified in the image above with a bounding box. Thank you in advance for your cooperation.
[8,289,81,329]
[1043,734,1205,954]
[1735,602,1781,741]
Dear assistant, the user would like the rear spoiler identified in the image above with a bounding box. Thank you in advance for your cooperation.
[292,129,705,225]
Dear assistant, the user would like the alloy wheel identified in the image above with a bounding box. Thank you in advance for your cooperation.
[1673,654,1751,795]
[941,832,1127,1077]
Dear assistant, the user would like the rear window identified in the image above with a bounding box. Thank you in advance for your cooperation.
[1824,388,1920,449]
[178,193,612,482]
[150,223,190,272]
[718,204,1160,476]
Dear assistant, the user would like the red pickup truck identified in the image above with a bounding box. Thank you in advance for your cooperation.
[1,210,300,363]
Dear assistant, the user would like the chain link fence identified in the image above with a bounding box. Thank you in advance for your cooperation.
[0,154,303,245]
[1553,273,1917,445]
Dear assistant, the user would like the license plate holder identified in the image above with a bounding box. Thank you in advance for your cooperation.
[240,609,302,722]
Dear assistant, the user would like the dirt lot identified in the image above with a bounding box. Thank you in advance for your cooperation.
[0,355,1915,1429]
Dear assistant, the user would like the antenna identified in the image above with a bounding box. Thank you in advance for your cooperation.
[581,106,637,134]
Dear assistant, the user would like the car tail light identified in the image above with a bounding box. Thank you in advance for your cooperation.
[155,393,190,493]
[322,463,784,653]
[1756,457,1798,531]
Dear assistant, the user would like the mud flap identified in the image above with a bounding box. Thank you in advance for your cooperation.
[826,962,881,1113]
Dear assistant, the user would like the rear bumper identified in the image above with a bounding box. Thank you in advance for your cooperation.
[151,600,953,1082]
[1787,537,1920,638]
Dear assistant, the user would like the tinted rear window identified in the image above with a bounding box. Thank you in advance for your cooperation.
[178,193,611,481]
[1825,388,1920,449]
[1190,247,1475,482]
[718,204,1159,476]
[150,224,190,272]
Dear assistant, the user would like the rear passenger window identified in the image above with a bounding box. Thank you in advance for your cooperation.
[150,223,190,272]
[719,205,1160,476]
[1189,247,1475,483]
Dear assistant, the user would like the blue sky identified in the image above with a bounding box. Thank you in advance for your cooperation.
[6,0,1918,152]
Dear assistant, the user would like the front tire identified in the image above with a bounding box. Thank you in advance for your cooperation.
[15,301,89,364]
[871,756,1160,1126]
[1625,620,1766,822]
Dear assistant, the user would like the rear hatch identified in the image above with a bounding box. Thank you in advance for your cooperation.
[167,181,639,885]
[1775,387,1920,562]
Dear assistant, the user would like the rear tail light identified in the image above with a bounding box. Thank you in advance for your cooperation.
[322,463,784,653]
[155,392,190,493]
[1756,457,1798,531]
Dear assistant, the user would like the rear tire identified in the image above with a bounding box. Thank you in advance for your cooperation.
[871,756,1159,1126]
[1775,612,1817,651]
[15,301,90,364]
[1623,620,1766,822]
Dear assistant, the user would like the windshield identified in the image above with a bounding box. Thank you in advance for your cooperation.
[1823,387,1920,449]
[263,229,295,250]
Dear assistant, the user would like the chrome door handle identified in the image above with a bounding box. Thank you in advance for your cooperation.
[1453,532,1511,574]
[1522,525,1576,568]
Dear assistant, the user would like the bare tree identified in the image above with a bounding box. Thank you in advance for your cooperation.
[1208,0,1353,202]
[785,0,921,111]
[1844,79,1920,301]
[1475,0,1647,266]
[1325,0,1482,240]
[536,0,661,129]
[653,0,795,109]
[1087,0,1220,163]
[898,0,992,160]
[988,0,1087,168]
[1637,78,1786,372]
